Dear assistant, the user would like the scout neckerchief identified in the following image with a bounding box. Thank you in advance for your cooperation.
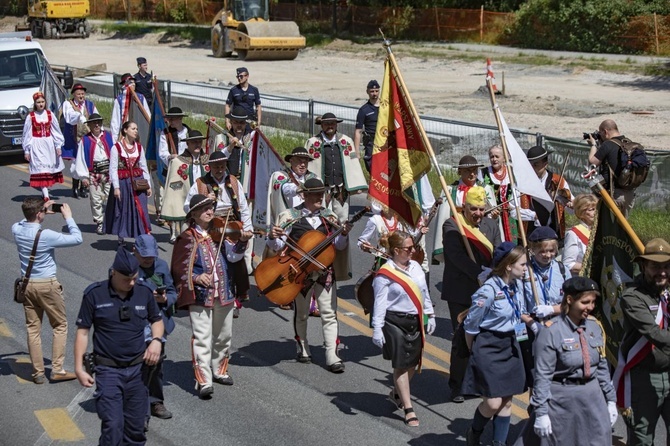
[455,213,494,262]
[531,258,553,306]
[494,276,521,324]
[613,288,670,412]
[376,262,426,372]
[570,223,590,246]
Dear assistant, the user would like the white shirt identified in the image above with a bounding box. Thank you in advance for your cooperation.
[184,175,252,231]
[72,130,111,180]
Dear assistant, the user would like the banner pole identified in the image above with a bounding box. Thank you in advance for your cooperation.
[486,78,541,306]
[381,35,475,262]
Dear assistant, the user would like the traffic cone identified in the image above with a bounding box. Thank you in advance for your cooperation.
[486,58,501,95]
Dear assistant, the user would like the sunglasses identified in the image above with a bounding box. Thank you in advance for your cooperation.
[237,74,248,79]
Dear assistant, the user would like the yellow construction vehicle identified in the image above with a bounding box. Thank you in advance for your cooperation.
[21,0,91,39]
[211,0,305,61]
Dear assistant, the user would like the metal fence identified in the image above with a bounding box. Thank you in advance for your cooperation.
[80,70,668,209]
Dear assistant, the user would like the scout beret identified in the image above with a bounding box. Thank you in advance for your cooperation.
[528,226,559,242]
[563,277,600,296]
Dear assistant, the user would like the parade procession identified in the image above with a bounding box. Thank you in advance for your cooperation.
[4,30,670,446]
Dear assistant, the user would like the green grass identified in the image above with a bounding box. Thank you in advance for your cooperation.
[566,208,670,244]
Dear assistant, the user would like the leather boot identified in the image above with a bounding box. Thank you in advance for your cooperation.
[79,182,88,198]
[72,179,79,198]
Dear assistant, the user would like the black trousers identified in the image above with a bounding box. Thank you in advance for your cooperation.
[447,301,470,394]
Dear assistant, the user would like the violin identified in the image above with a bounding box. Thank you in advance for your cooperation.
[208,217,264,243]
[411,198,442,264]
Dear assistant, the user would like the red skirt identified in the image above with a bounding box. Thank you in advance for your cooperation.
[30,172,64,188]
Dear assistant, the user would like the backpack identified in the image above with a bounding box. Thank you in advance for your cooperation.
[609,137,650,190]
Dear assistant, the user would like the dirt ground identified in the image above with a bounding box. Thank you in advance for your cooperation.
[3,18,669,149]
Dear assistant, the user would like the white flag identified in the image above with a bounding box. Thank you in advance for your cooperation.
[247,130,286,230]
[499,111,554,212]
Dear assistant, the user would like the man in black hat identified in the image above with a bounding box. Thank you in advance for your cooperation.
[162,129,209,243]
[223,105,254,180]
[74,246,164,444]
[225,67,261,128]
[111,73,150,144]
[133,57,153,107]
[161,107,191,163]
[305,112,367,223]
[520,145,572,241]
[354,79,380,173]
[269,147,317,214]
[185,151,254,308]
[617,238,670,445]
[267,178,353,373]
[61,82,98,197]
[72,113,114,235]
[171,195,252,398]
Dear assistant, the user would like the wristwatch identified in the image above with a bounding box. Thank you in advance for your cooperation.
[151,337,162,343]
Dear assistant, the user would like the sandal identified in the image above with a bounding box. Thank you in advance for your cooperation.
[403,407,419,427]
[388,390,404,410]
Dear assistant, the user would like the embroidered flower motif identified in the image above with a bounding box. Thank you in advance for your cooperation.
[177,169,183,175]
[273,183,280,190]
[343,150,350,156]
[313,141,321,148]
[313,152,320,158]
[340,138,347,146]
[204,165,210,172]
[277,175,285,181]
[181,174,188,180]
[181,163,187,169]
[217,142,225,150]
[308,148,315,154]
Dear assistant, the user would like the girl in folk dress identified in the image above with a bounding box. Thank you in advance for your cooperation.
[23,92,65,201]
[104,121,152,244]
[562,194,598,275]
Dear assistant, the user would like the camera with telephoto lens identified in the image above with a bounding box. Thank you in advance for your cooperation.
[582,131,600,141]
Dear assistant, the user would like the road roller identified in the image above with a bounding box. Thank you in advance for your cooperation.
[211,0,306,61]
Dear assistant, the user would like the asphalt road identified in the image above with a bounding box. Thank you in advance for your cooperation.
[0,157,634,446]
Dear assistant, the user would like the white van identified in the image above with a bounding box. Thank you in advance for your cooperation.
[0,31,45,155]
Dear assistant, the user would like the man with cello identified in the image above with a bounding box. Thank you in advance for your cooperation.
[265,178,353,373]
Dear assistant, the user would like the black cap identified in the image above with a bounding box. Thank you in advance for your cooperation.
[285,147,314,162]
[207,150,229,163]
[562,277,600,296]
[182,130,206,142]
[225,105,249,121]
[300,178,327,194]
[528,226,558,242]
[165,106,188,117]
[236,67,248,75]
[137,57,147,64]
[526,145,553,162]
[112,246,140,276]
[492,241,516,267]
[186,194,215,218]
[85,113,103,124]
[367,80,380,89]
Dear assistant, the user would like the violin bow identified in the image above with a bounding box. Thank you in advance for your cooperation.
[212,208,232,273]
[552,150,571,203]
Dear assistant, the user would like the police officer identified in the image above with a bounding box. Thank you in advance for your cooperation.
[134,234,176,421]
[133,57,153,107]
[353,79,380,173]
[74,247,164,445]
[516,277,617,445]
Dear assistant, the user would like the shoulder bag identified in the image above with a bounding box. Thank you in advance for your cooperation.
[122,143,150,192]
[14,229,43,304]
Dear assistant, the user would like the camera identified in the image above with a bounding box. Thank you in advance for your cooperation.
[582,131,600,141]
[51,203,63,213]
[119,305,131,322]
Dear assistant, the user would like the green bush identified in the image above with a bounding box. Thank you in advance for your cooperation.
[505,0,640,53]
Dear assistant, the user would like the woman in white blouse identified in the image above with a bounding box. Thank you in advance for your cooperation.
[562,194,597,274]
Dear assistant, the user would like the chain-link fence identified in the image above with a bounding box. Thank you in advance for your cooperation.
[81,69,668,209]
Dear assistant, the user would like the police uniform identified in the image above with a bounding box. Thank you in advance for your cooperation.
[225,84,260,121]
[462,275,526,398]
[76,266,162,445]
[354,99,378,172]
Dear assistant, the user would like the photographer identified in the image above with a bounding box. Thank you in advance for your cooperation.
[12,197,83,384]
[133,234,177,422]
[587,119,636,216]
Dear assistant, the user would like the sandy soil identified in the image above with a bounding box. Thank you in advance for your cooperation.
[3,19,669,148]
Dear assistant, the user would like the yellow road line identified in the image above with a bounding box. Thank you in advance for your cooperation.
[338,297,530,419]
[0,318,12,337]
[34,408,85,441]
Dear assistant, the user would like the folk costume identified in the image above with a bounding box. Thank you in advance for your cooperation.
[304,121,367,223]
[431,163,496,264]
[110,83,150,144]
[480,164,519,243]
[23,107,65,195]
[162,131,210,242]
[61,89,97,159]
[266,195,348,371]
[267,147,318,225]
[171,197,238,396]
[72,115,114,233]
[104,139,151,239]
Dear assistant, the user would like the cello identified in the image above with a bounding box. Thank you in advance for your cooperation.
[255,207,368,306]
